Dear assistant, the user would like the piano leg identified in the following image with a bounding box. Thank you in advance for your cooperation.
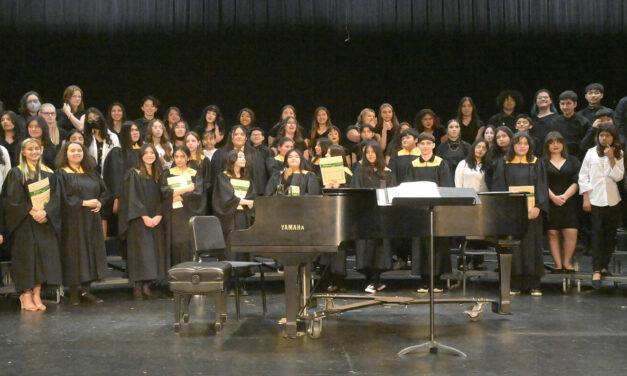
[283,264,300,338]
[300,263,311,314]
[497,248,513,314]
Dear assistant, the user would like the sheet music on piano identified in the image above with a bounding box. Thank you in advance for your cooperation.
[377,181,481,206]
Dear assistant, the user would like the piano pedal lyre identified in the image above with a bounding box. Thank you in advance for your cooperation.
[464,302,489,322]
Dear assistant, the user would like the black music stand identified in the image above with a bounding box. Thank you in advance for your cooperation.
[389,185,478,357]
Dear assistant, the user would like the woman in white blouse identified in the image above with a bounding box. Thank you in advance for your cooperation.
[455,138,489,192]
[579,124,624,289]
[144,119,173,169]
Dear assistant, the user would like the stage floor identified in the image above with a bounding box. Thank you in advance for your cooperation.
[0,278,626,376]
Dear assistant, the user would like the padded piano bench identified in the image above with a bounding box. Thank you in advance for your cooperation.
[168,261,231,333]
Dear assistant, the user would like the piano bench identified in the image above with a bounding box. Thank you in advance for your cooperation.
[168,261,231,333]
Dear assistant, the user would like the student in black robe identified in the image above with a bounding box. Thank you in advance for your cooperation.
[310,137,332,185]
[383,122,412,163]
[388,128,420,184]
[1,111,25,167]
[55,141,109,305]
[530,88,559,145]
[350,124,377,164]
[264,149,320,196]
[487,89,523,133]
[493,132,549,296]
[2,138,62,311]
[266,137,294,177]
[484,126,513,189]
[436,119,472,177]
[134,96,160,138]
[403,132,453,292]
[514,114,542,157]
[102,121,142,238]
[250,127,274,160]
[24,116,57,170]
[184,131,212,213]
[161,145,206,266]
[551,90,589,159]
[542,132,580,273]
[118,144,167,300]
[272,117,309,158]
[415,109,447,147]
[210,125,267,196]
[580,108,614,152]
[350,140,396,293]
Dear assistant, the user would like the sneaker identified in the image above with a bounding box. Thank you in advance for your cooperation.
[530,289,543,297]
[433,287,444,293]
[364,284,376,294]
[416,286,429,294]
[327,284,339,293]
[509,289,521,296]
[374,282,386,292]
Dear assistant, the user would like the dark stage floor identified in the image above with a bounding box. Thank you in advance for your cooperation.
[1,277,626,376]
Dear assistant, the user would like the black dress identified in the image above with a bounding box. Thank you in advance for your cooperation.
[350,166,397,277]
[2,166,62,292]
[118,169,167,282]
[41,143,58,171]
[0,139,20,167]
[493,156,549,290]
[55,168,109,286]
[436,139,472,177]
[544,155,581,230]
[460,119,484,145]
[161,166,206,265]
[212,172,256,260]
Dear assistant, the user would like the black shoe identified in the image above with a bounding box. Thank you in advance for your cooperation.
[591,279,602,290]
[82,292,103,304]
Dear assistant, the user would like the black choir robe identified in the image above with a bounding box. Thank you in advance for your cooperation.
[161,166,206,266]
[402,154,453,279]
[102,145,140,226]
[492,155,549,290]
[55,167,109,286]
[188,154,213,213]
[350,166,396,273]
[210,146,267,196]
[2,165,62,292]
[388,148,420,184]
[264,169,321,196]
[265,155,284,177]
[118,169,167,282]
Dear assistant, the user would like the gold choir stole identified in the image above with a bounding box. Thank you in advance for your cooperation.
[508,185,535,211]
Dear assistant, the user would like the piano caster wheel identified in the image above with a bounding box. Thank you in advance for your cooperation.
[307,318,323,339]
[174,323,181,333]
[324,299,335,310]
[464,302,487,322]
[220,313,228,323]
[183,314,189,324]
[214,322,223,332]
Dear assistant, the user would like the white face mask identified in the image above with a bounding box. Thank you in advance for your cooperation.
[27,101,41,113]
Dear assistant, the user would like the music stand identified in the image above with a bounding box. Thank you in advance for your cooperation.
[386,184,478,357]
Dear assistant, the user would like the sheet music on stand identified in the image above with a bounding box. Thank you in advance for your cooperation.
[376,181,480,206]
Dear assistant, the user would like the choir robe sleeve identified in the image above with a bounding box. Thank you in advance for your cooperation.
[181,170,206,215]
[250,149,268,196]
[491,158,507,191]
[264,171,282,196]
[437,161,454,187]
[102,147,124,199]
[304,172,321,194]
[211,173,255,217]
[200,157,212,192]
[209,147,227,184]
[55,169,84,210]
[533,159,549,213]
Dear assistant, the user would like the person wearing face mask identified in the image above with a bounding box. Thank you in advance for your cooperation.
[487,90,523,133]
[84,108,120,176]
[18,91,43,128]
[576,83,612,125]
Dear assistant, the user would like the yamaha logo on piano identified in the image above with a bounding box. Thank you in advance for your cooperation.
[280,224,305,231]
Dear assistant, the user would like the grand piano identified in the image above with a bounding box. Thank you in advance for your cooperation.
[229,188,528,338]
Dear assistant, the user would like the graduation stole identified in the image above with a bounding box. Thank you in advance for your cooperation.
[398,148,420,156]
[411,155,443,168]
[506,156,537,210]
[62,166,85,174]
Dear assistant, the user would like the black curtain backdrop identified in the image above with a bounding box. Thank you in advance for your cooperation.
[1,0,627,131]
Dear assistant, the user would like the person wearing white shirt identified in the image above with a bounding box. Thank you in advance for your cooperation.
[85,108,120,176]
[454,139,489,192]
[578,124,624,289]
[0,144,11,191]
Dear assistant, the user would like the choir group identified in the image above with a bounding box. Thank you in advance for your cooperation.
[1,83,625,310]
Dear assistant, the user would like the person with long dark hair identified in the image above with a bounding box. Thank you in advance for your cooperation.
[375,103,400,152]
[436,119,472,177]
[55,141,109,305]
[236,108,256,133]
[164,106,183,138]
[384,122,412,163]
[185,131,212,212]
[1,111,24,167]
[542,131,580,273]
[107,102,127,137]
[84,108,120,175]
[171,119,189,147]
[266,137,294,177]
[482,124,496,149]
[493,132,549,296]
[457,97,485,144]
[351,140,396,293]
[579,124,624,289]
[455,139,489,192]
[194,105,225,147]
[264,149,320,196]
[24,116,57,169]
[161,145,206,265]
[415,109,446,147]
[272,116,308,158]
[118,144,166,300]
[210,125,267,196]
[484,126,513,189]
[310,107,332,155]
[2,138,62,311]
[145,118,173,169]
[268,105,297,146]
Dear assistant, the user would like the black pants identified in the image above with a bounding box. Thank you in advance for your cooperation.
[591,205,619,272]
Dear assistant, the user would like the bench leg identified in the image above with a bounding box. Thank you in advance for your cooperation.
[174,292,181,333]
[183,295,192,324]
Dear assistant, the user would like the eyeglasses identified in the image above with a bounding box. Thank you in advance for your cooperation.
[40,112,56,116]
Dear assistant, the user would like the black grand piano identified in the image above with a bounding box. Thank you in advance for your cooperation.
[229,188,528,339]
